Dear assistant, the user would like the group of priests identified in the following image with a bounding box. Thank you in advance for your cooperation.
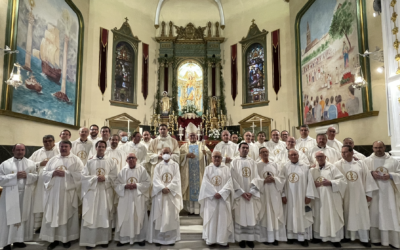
[0,123,399,250]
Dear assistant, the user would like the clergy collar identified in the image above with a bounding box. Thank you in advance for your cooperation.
[317,145,326,149]
[240,157,247,160]
[96,155,105,159]
[13,157,23,161]
[129,165,136,169]
[60,153,71,158]
[80,139,88,143]
[318,164,330,170]
[214,164,221,168]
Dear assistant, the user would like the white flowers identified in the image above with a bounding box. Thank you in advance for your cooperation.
[208,128,221,139]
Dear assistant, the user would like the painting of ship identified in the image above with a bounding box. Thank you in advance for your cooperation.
[40,24,61,83]
[25,75,42,93]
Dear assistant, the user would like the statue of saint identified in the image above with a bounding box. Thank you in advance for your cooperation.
[210,97,217,118]
[160,91,170,114]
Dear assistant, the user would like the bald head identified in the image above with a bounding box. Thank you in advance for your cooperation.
[315,151,326,165]
[12,143,26,159]
[286,136,296,149]
[372,141,386,157]
[126,153,137,168]
[244,131,252,143]
[79,127,89,140]
[326,126,337,140]
[212,151,222,166]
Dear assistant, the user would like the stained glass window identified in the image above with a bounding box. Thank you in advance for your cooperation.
[112,42,134,103]
[246,43,265,103]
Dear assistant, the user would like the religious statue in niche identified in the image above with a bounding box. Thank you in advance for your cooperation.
[160,91,171,115]
[246,43,265,103]
[113,41,134,103]
[177,61,203,116]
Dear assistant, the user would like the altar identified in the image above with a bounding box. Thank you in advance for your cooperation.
[149,21,228,144]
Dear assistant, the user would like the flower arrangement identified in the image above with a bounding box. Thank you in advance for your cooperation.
[181,103,198,115]
[208,128,221,140]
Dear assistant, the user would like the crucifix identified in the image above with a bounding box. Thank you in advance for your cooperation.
[250,122,257,134]
[125,17,129,22]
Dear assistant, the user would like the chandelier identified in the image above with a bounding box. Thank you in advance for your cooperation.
[5,63,23,89]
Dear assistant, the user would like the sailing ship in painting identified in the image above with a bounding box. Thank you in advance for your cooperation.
[25,74,42,93]
[39,24,62,83]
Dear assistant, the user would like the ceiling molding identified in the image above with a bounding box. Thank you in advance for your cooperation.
[154,0,225,29]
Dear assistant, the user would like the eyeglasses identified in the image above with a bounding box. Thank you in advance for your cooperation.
[127,157,137,160]
[212,156,222,159]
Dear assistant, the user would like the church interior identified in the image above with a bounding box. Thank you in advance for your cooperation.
[1,0,400,249]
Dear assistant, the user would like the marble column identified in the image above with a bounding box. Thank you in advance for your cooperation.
[381,0,400,160]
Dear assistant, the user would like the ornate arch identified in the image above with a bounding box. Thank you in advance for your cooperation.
[154,0,225,29]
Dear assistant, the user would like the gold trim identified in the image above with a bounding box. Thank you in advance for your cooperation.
[302,111,379,128]
[109,100,138,107]
[241,101,270,107]
[0,110,80,129]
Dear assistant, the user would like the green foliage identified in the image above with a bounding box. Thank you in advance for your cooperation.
[301,41,329,65]
[219,64,227,115]
[328,0,355,48]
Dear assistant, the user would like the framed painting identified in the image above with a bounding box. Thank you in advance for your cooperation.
[295,0,378,127]
[1,0,84,128]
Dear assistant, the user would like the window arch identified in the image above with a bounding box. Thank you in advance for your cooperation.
[245,43,265,103]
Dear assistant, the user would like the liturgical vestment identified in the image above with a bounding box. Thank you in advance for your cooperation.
[114,164,150,244]
[71,139,92,165]
[79,157,118,247]
[307,163,347,242]
[230,157,262,241]
[295,136,317,155]
[40,154,84,243]
[147,160,183,244]
[308,145,341,165]
[105,147,127,171]
[122,142,147,166]
[180,141,211,214]
[364,153,400,248]
[0,157,37,248]
[213,141,238,168]
[274,148,310,167]
[255,161,287,243]
[327,139,343,152]
[147,135,180,178]
[29,145,59,228]
[199,164,234,245]
[281,161,313,241]
[334,159,378,242]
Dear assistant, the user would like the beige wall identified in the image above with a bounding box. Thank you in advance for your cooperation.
[0,0,391,147]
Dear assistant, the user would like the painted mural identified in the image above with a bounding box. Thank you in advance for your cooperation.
[299,0,363,124]
[13,0,80,125]
[177,61,203,116]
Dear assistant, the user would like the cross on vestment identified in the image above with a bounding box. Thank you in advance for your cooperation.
[250,122,257,134]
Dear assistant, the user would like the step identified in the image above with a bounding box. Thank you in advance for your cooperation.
[180,225,203,240]
[180,216,203,225]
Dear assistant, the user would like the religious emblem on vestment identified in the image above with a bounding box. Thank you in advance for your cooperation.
[162,172,173,184]
[44,158,49,161]
[96,168,105,176]
[11,171,14,174]
[211,176,222,187]
[112,157,119,166]
[288,173,299,183]
[56,165,66,171]
[274,149,280,155]
[127,177,138,184]
[242,167,251,177]
[346,171,358,182]
[77,151,87,160]
[326,156,330,162]
[300,147,308,153]
[263,171,274,178]
[316,176,325,183]
[376,166,389,175]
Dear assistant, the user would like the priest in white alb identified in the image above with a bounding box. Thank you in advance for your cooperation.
[89,126,111,158]
[199,151,234,247]
[55,130,71,148]
[71,127,93,165]
[29,135,59,231]
[114,153,150,247]
[118,131,128,147]
[343,137,366,160]
[274,137,310,167]
[141,130,154,176]
[266,130,286,159]
[326,127,343,152]
[242,132,259,161]
[40,140,84,250]
[307,151,347,248]
[281,149,313,247]
[105,134,128,171]
[334,145,378,248]
[308,134,341,166]
[180,131,211,215]
[364,141,400,248]
[147,147,183,246]
[80,140,118,249]
[122,132,147,166]
[88,125,100,142]
[0,144,37,250]
[255,147,286,245]
[230,142,261,248]
[214,130,238,168]
[147,124,180,178]
[295,124,317,155]
[254,131,268,149]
